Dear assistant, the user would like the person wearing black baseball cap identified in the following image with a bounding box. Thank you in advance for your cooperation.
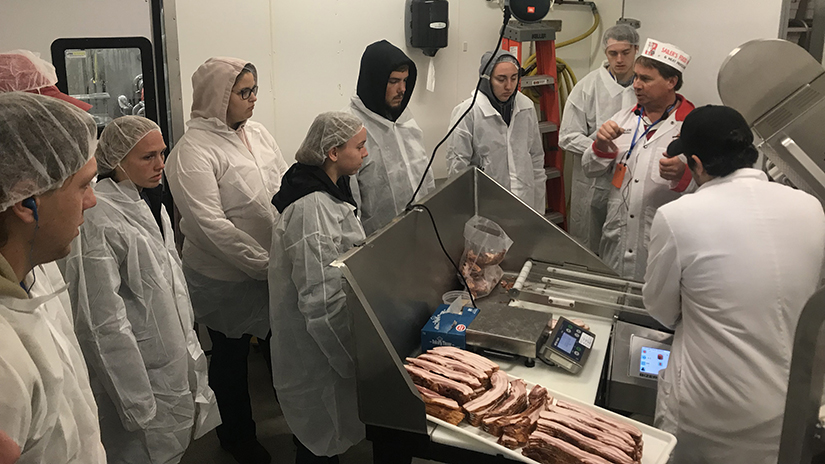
[643,105,825,464]
[665,105,759,185]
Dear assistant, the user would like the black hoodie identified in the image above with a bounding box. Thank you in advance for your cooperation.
[271,163,357,215]
[356,40,418,122]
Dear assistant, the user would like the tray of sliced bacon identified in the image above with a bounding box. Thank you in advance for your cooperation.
[405,346,676,464]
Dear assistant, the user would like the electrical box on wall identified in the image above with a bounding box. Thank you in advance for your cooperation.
[407,0,449,57]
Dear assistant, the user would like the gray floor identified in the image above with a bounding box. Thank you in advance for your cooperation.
[180,339,436,464]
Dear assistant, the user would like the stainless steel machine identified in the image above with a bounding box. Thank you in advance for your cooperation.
[335,168,670,460]
[508,259,673,416]
[718,38,825,205]
[718,38,825,463]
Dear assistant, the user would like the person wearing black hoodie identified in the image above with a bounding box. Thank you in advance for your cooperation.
[268,112,368,463]
[345,40,435,236]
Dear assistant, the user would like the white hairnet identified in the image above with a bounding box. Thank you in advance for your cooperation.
[295,112,364,166]
[0,92,96,212]
[603,24,640,49]
[0,50,58,92]
[96,116,162,174]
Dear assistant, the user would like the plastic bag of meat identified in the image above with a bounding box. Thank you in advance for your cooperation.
[460,215,513,298]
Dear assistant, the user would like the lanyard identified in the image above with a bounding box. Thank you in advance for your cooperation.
[622,101,677,164]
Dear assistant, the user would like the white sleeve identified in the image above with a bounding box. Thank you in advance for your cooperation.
[559,85,596,155]
[529,110,547,211]
[62,228,157,431]
[582,141,618,178]
[445,102,475,178]
[0,331,34,453]
[283,197,356,379]
[642,211,683,329]
[169,147,270,280]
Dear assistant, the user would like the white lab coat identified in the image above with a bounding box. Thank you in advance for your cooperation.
[643,168,825,464]
[59,179,220,464]
[582,96,696,281]
[446,91,547,212]
[166,117,288,338]
[559,64,636,252]
[0,261,106,464]
[269,191,366,457]
[346,95,435,236]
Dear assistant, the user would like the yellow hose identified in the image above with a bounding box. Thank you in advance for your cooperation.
[557,57,578,84]
[557,11,601,49]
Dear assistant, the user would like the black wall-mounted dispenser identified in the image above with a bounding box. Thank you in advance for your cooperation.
[408,0,449,57]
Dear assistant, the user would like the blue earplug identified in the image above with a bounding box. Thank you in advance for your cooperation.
[22,197,38,222]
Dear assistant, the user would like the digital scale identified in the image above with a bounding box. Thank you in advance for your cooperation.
[537,316,596,374]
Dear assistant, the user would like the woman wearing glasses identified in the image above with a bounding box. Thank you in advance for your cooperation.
[166,57,288,464]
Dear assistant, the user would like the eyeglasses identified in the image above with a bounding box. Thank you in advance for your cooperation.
[236,85,258,100]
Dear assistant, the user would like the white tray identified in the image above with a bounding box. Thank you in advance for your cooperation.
[427,378,676,464]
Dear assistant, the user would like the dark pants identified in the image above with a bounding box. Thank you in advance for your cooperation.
[208,327,272,446]
[372,441,413,464]
[294,435,339,464]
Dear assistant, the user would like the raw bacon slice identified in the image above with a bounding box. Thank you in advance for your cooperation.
[406,357,483,389]
[417,353,488,383]
[523,431,613,464]
[404,364,474,404]
[416,385,465,426]
[536,418,636,464]
[462,370,509,426]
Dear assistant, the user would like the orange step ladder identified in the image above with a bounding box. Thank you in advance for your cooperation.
[502,20,566,229]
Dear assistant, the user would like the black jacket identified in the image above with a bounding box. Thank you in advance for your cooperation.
[356,40,417,122]
[272,163,357,214]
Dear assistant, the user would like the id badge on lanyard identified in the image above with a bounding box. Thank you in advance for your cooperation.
[613,104,673,189]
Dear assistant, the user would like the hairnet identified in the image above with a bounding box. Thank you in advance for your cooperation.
[0,92,96,212]
[96,116,162,174]
[295,112,364,166]
[603,24,640,49]
[0,50,58,93]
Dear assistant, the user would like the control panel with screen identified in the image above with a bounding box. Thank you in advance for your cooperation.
[640,346,670,378]
[538,316,596,374]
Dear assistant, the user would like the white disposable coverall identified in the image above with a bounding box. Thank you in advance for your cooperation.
[0,260,106,464]
[559,64,636,252]
[269,191,366,457]
[346,95,435,236]
[446,91,547,211]
[643,168,825,464]
[166,57,288,338]
[582,96,696,281]
[59,179,220,464]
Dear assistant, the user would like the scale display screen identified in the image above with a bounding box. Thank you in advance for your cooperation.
[557,332,577,353]
[640,346,670,377]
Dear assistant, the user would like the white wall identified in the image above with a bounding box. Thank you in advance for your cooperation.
[269,1,623,176]
[174,0,784,174]
[0,0,152,60]
[626,0,785,106]
[175,0,621,176]
[175,0,277,136]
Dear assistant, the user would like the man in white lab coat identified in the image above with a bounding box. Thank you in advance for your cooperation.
[582,39,696,281]
[346,40,435,236]
[643,105,825,464]
[0,93,105,464]
[560,24,638,252]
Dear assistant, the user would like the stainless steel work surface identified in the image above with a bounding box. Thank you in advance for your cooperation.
[338,168,613,435]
